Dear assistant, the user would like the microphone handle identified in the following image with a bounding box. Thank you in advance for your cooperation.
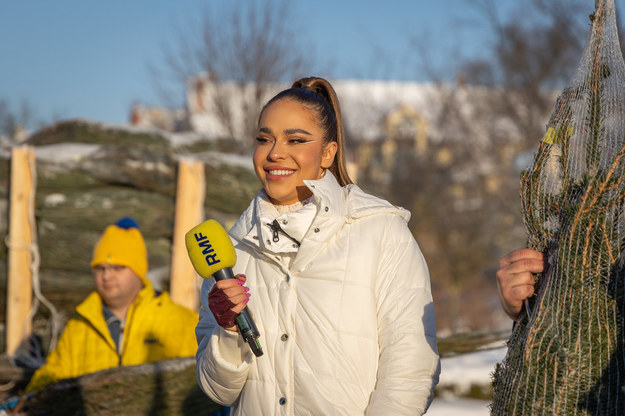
[212,268,264,357]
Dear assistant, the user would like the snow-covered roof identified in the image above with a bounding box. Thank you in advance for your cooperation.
[186,77,531,146]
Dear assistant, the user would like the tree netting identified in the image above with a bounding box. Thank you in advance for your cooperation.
[491,0,625,414]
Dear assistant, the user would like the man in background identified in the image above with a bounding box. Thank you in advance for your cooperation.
[26,217,199,392]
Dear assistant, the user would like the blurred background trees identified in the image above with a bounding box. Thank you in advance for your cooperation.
[0,99,38,143]
[355,0,625,333]
[150,0,314,149]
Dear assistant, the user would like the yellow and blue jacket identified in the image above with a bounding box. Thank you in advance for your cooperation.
[26,282,198,392]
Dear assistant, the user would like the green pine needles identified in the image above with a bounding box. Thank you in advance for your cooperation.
[491,0,625,414]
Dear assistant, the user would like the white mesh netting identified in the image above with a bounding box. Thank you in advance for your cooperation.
[491,0,625,414]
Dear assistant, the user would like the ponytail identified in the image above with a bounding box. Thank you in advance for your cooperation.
[261,77,353,186]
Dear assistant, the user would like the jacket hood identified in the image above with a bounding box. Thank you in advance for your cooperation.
[305,172,411,222]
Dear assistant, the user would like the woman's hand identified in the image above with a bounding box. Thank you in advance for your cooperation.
[208,274,250,332]
[496,249,544,320]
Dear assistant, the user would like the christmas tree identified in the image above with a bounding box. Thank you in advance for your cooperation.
[491,0,625,414]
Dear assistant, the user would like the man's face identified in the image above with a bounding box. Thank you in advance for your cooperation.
[93,263,143,311]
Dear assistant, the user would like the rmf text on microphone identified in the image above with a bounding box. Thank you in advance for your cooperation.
[192,233,221,266]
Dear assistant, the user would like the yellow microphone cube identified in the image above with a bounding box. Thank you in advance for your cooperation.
[185,219,237,279]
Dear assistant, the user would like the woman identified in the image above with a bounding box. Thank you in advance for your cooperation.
[195,77,440,415]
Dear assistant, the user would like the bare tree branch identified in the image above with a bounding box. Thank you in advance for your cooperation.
[150,0,314,146]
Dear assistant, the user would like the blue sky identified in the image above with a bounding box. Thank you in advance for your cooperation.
[0,0,609,126]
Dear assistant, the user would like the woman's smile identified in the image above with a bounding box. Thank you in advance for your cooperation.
[265,167,296,179]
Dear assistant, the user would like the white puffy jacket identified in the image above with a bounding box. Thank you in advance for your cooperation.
[196,172,440,415]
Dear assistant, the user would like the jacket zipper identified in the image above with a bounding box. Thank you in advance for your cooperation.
[267,219,301,247]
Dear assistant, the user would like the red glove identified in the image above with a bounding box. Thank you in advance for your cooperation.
[208,276,249,330]
[208,284,239,329]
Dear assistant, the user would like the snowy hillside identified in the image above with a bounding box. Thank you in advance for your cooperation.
[428,345,506,415]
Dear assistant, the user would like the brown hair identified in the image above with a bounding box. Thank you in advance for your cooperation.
[260,77,353,186]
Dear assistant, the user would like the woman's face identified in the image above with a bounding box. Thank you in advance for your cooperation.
[253,99,337,205]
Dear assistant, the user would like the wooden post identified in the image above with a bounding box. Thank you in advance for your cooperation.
[6,146,35,356]
[170,159,205,312]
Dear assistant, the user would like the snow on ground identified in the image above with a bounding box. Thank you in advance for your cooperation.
[426,345,507,415]
[181,150,254,169]
[437,343,506,395]
[427,398,492,415]
[34,143,101,163]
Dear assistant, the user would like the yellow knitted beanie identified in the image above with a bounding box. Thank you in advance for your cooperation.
[90,217,148,285]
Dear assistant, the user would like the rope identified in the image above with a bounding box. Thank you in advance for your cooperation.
[26,148,61,362]
[3,147,61,370]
